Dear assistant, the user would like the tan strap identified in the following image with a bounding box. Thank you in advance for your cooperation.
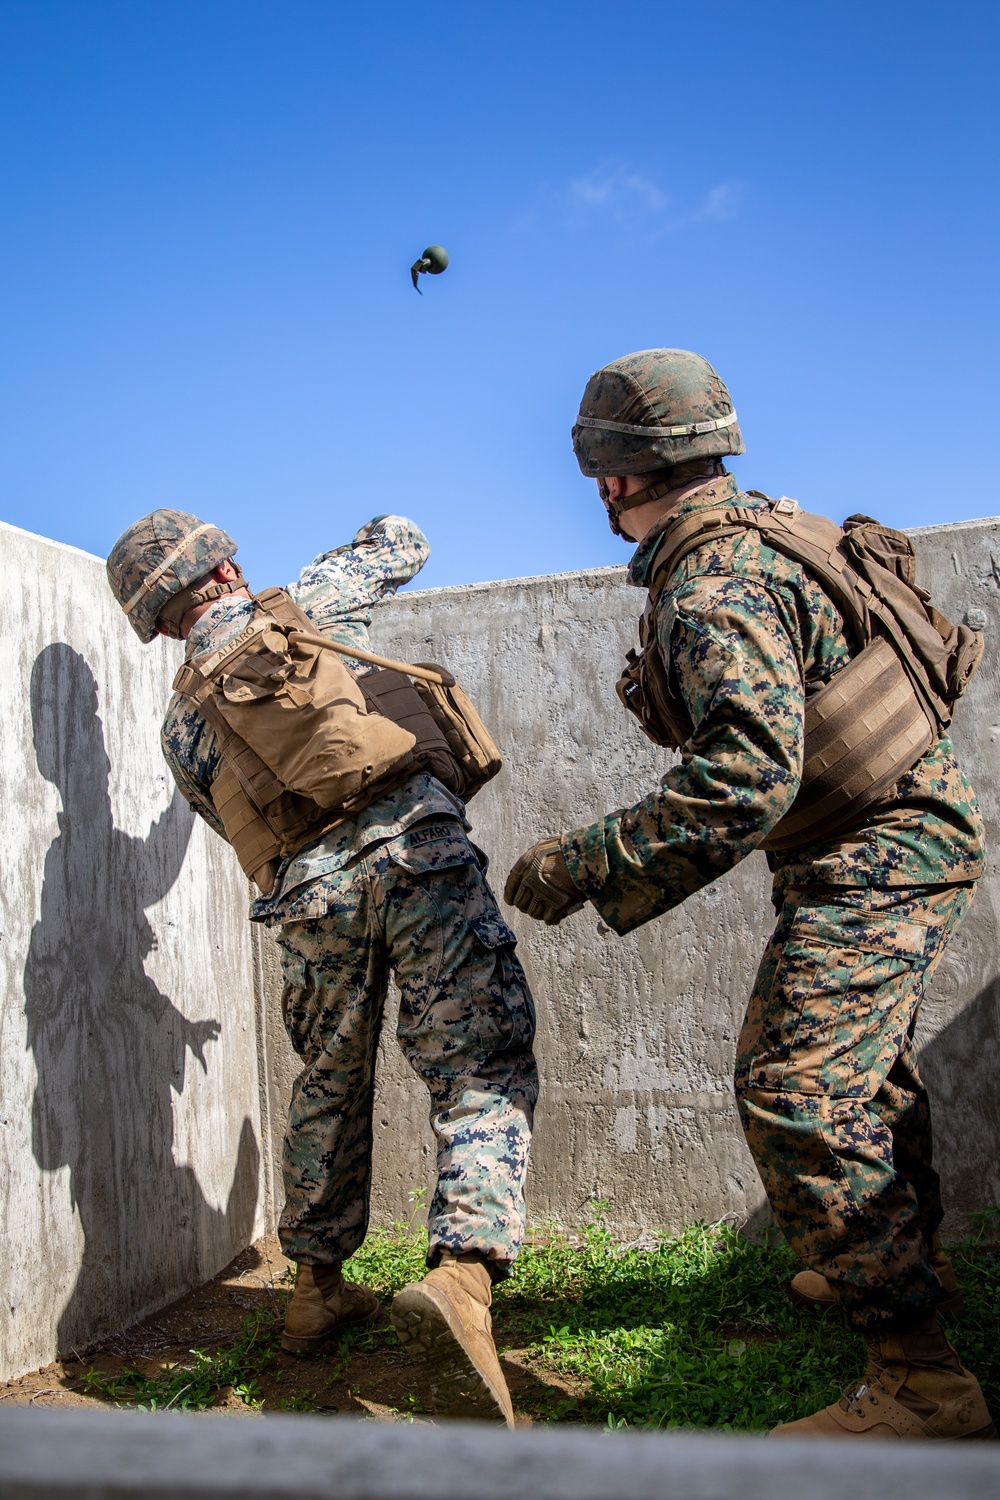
[185,616,273,683]
[576,409,739,439]
[647,508,743,596]
[646,500,872,653]
[762,637,933,851]
[121,522,214,617]
[248,586,455,686]
[289,631,452,685]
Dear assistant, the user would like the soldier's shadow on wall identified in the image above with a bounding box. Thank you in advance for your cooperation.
[24,644,259,1354]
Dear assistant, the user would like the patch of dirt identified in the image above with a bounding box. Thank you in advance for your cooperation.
[0,1236,583,1425]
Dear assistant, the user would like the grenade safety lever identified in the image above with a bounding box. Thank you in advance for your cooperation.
[410,243,449,292]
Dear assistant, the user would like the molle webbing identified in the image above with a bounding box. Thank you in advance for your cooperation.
[357,667,461,796]
[761,636,932,852]
[623,494,982,852]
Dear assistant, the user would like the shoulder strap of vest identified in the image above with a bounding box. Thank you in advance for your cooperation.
[646,508,744,599]
[646,494,873,651]
[253,586,315,633]
[171,588,308,700]
[173,615,273,700]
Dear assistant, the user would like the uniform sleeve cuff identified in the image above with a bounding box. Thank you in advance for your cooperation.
[560,820,669,936]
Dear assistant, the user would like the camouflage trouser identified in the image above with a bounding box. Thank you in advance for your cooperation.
[273,821,537,1279]
[735,882,974,1331]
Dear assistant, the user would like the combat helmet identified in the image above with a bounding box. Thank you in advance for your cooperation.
[572,349,743,479]
[107,508,244,643]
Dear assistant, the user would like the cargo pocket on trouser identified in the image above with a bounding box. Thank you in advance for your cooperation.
[274,921,336,1064]
[384,830,535,1060]
[464,907,536,1052]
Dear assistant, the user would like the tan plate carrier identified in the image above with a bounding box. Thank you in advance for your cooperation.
[173,587,502,894]
[617,495,983,852]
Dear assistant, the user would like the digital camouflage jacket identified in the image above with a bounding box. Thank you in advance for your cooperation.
[160,515,466,923]
[560,474,985,936]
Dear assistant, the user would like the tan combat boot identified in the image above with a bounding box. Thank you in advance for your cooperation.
[391,1251,515,1427]
[281,1261,379,1354]
[790,1237,964,1318]
[771,1317,997,1439]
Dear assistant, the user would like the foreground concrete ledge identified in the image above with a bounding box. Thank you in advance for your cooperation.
[1,1410,999,1500]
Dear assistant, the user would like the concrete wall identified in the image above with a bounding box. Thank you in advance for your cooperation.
[4,1407,1000,1499]
[0,522,265,1383]
[258,516,1000,1241]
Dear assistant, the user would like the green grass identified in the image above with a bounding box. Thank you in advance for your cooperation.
[352,1213,1000,1431]
[513,1221,863,1429]
[84,1215,1000,1431]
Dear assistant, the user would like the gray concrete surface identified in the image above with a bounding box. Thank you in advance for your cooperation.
[257,515,1000,1241]
[2,1408,999,1500]
[0,522,265,1383]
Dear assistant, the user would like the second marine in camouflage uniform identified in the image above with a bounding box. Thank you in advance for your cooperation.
[108,510,536,1425]
[559,471,982,1330]
[506,348,993,1441]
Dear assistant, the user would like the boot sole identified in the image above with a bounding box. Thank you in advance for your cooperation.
[391,1283,514,1427]
[280,1304,378,1356]
[771,1419,998,1441]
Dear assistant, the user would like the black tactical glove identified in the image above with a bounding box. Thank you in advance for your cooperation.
[504,836,586,926]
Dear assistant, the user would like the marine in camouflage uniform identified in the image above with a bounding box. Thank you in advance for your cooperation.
[108,509,536,1425]
[159,515,536,1279]
[506,350,994,1440]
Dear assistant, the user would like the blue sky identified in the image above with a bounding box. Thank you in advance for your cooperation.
[0,1,997,591]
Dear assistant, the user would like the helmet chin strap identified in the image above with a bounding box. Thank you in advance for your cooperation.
[156,565,248,638]
[600,462,726,538]
[599,475,682,538]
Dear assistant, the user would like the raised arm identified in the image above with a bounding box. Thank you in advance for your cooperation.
[290,515,431,644]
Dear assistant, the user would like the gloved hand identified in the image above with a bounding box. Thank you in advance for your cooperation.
[504,836,586,926]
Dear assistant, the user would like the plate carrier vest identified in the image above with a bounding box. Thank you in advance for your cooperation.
[173,588,502,893]
[617,493,983,853]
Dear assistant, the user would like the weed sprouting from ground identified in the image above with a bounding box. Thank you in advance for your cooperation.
[82,1214,1000,1430]
[83,1311,276,1411]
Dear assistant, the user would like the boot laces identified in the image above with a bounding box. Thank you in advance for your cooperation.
[842,1366,890,1415]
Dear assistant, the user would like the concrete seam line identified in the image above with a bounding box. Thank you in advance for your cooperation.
[1,1412,999,1500]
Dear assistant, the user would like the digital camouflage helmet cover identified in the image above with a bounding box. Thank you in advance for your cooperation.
[107,508,243,643]
[572,348,744,478]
